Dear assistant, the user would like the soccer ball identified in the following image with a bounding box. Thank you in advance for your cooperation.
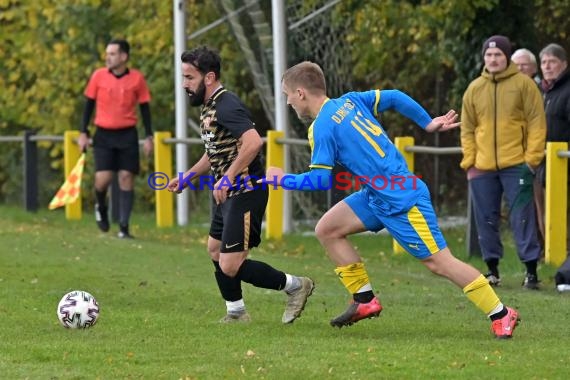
[57,290,100,329]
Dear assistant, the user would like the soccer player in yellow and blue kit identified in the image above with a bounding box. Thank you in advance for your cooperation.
[266,61,520,339]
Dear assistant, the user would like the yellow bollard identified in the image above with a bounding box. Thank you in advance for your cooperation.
[545,142,568,266]
[154,131,173,227]
[64,131,82,220]
[393,136,415,254]
[265,130,285,240]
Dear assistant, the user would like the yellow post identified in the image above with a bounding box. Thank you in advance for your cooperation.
[545,142,568,266]
[64,130,82,220]
[154,131,173,227]
[265,130,284,240]
[393,136,415,254]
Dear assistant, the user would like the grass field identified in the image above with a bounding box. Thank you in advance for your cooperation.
[0,205,568,379]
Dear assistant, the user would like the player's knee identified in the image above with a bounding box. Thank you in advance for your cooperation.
[422,257,446,276]
[219,260,240,278]
[118,172,134,189]
[94,173,113,191]
[423,260,441,275]
[314,221,332,243]
[207,246,220,261]
[314,223,324,241]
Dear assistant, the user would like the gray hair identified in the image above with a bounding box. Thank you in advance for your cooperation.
[511,48,537,65]
[539,43,567,62]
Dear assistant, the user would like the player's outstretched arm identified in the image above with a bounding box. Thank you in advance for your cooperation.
[261,167,333,191]
[263,166,286,187]
[424,110,461,133]
[167,153,211,193]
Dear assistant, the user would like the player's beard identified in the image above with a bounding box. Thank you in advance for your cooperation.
[186,79,206,107]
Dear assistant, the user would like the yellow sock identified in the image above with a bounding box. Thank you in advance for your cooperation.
[334,262,371,294]
[463,274,501,314]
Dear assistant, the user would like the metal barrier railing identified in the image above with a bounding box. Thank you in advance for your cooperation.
[2,130,567,264]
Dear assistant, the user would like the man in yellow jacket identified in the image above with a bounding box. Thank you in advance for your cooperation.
[461,35,546,289]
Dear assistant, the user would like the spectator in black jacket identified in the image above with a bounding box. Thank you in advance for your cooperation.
[540,44,570,143]
[538,43,570,291]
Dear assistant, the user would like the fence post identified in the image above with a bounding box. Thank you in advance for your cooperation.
[63,131,82,220]
[23,130,38,212]
[545,142,567,266]
[154,131,173,227]
[394,136,414,254]
[266,130,284,240]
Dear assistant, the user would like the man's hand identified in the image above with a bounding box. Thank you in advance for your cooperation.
[213,175,234,204]
[77,133,90,152]
[167,177,183,193]
[425,110,461,133]
[143,136,154,157]
[262,167,285,187]
[213,170,237,204]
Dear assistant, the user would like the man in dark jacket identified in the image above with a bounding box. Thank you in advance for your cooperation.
[539,43,570,291]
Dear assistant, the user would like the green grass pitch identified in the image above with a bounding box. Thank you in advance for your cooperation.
[0,206,568,379]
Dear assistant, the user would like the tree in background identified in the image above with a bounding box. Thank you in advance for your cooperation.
[1,0,569,216]
[345,0,568,212]
[0,0,174,206]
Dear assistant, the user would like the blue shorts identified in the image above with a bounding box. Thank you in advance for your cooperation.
[344,188,447,259]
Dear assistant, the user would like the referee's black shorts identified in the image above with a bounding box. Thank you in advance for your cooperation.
[93,127,140,174]
[210,187,269,253]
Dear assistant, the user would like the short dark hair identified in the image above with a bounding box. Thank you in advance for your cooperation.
[181,46,221,79]
[108,38,130,56]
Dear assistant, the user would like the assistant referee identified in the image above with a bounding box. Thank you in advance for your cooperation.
[77,38,153,239]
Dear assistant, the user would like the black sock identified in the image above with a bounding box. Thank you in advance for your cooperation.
[486,258,500,277]
[212,260,242,301]
[119,190,134,227]
[235,259,287,290]
[95,190,107,210]
[489,306,508,321]
[524,260,538,277]
[353,291,375,303]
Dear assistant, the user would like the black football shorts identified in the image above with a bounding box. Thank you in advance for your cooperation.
[210,187,269,253]
[93,127,140,174]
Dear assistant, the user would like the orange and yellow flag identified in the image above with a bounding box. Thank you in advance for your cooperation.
[48,153,85,210]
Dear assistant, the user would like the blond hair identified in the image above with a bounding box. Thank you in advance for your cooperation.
[282,61,326,95]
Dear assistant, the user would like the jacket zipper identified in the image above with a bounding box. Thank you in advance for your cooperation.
[493,75,499,171]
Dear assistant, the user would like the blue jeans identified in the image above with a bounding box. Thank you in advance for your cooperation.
[469,165,541,263]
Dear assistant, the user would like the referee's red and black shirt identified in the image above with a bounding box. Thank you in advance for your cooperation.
[84,68,151,129]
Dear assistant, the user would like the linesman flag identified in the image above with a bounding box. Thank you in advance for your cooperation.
[48,153,85,210]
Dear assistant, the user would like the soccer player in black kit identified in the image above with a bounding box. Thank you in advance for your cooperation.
[167,46,314,323]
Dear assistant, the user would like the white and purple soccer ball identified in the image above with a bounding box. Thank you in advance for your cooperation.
[57,290,100,329]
